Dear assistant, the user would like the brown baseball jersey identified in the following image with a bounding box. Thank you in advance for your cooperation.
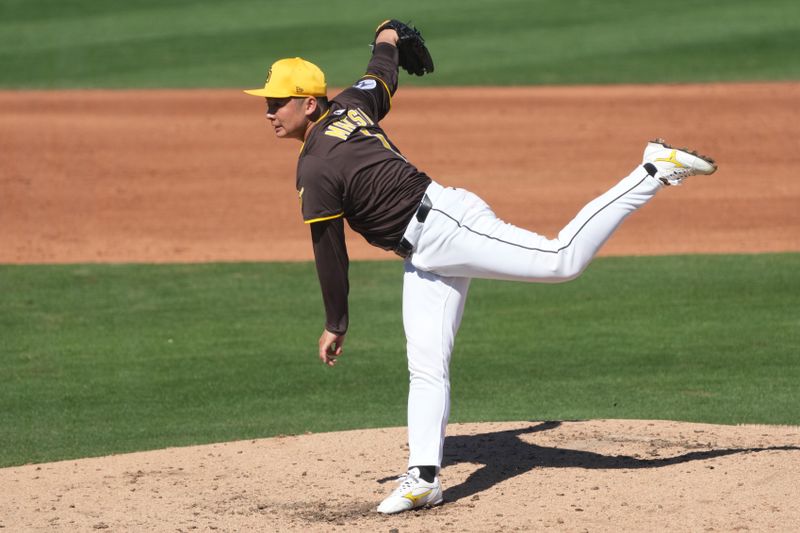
[297,43,431,334]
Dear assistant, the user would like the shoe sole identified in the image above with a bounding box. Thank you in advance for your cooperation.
[376,496,444,514]
[650,137,718,174]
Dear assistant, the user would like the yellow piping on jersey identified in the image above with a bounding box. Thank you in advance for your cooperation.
[363,74,392,109]
[304,212,344,224]
[299,108,332,154]
[315,108,331,123]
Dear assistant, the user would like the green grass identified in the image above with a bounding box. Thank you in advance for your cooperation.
[0,0,798,88]
[1,254,798,467]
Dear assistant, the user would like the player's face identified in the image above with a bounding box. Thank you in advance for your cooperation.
[265,97,309,140]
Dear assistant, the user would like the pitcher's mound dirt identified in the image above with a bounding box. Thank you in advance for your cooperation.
[2,420,798,532]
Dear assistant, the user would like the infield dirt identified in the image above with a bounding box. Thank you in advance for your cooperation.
[2,421,799,532]
[2,83,799,263]
[1,83,799,531]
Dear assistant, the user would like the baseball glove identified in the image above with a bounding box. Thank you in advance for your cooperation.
[374,19,434,76]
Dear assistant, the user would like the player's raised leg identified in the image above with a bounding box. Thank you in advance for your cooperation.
[411,141,716,281]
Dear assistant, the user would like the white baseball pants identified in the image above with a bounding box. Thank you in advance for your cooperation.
[400,166,663,468]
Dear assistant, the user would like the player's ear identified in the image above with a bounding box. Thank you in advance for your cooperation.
[305,96,327,122]
[303,97,318,117]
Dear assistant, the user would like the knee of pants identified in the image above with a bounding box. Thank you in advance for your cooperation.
[408,368,450,390]
[407,352,450,386]
[538,249,590,283]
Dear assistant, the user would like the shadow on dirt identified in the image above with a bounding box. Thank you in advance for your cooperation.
[435,421,800,504]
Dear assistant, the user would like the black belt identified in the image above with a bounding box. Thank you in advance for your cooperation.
[394,194,433,259]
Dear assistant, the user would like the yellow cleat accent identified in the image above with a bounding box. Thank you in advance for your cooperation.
[654,149,686,168]
[403,489,432,504]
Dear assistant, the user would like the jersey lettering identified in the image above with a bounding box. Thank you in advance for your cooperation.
[325,121,356,140]
[324,107,375,140]
[348,109,374,127]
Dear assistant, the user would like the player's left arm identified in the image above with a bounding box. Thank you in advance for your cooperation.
[344,40,398,123]
[368,29,400,95]
[337,21,432,123]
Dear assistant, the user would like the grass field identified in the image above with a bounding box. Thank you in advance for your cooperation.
[1,0,799,88]
[1,254,798,467]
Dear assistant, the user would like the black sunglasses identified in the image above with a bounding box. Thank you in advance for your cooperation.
[266,97,303,115]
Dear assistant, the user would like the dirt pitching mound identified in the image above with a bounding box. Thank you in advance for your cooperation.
[2,420,798,531]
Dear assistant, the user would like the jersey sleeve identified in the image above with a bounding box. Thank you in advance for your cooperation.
[310,218,349,335]
[332,42,398,123]
[297,154,344,224]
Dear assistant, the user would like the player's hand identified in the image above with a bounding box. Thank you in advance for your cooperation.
[318,329,345,367]
[375,28,399,46]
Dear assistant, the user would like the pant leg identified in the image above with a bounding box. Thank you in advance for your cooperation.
[411,167,661,281]
[403,260,471,468]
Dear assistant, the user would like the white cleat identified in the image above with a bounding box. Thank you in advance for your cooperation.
[376,467,444,514]
[643,138,718,186]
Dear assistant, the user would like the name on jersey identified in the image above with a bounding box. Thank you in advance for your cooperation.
[324,108,375,140]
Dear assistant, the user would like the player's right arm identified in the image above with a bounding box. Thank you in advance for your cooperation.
[310,217,349,338]
[297,155,350,360]
[310,217,349,367]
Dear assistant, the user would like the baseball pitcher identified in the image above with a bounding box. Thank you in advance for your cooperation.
[244,20,717,514]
